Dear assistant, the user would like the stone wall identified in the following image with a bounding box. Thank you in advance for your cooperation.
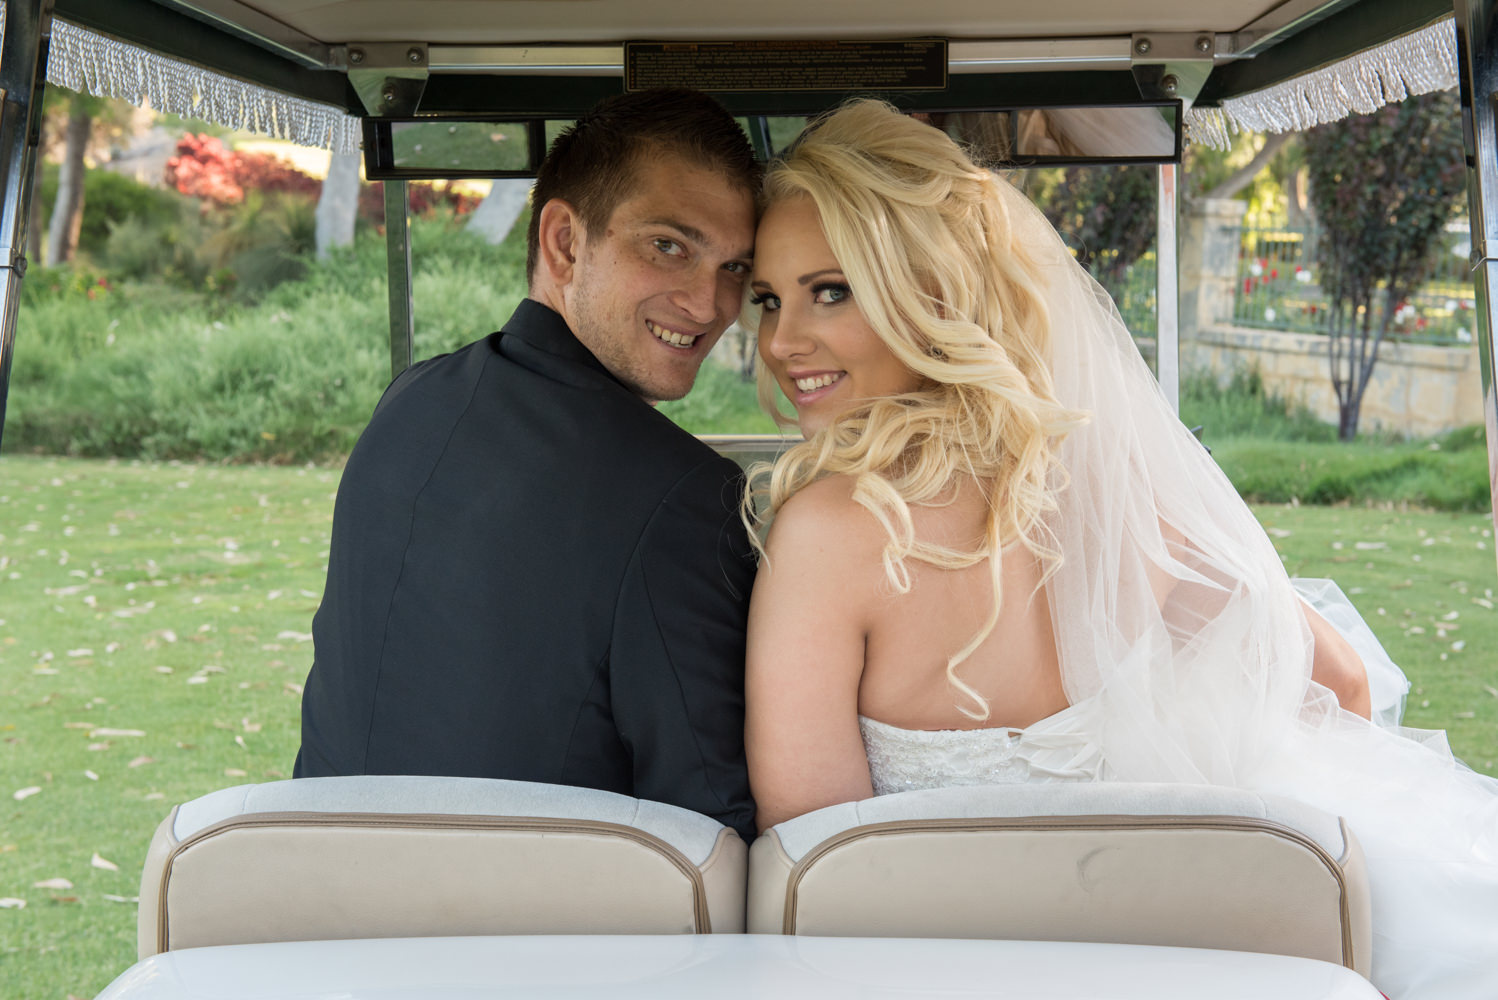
[1187,324,1483,437]
[1178,197,1484,437]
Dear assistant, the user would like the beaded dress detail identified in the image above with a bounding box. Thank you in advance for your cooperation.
[859,716,1034,795]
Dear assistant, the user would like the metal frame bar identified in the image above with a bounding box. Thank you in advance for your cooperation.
[150,0,332,68]
[0,0,53,454]
[1156,163,1179,413]
[384,180,414,380]
[428,37,1135,75]
[1455,0,1498,555]
[1229,0,1363,57]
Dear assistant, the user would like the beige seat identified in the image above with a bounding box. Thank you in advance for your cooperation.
[138,775,746,957]
[747,782,1371,976]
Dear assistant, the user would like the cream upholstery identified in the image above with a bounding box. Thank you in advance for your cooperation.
[747,783,1371,976]
[137,776,746,958]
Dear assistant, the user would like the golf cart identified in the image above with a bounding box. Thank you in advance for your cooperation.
[0,2,1484,998]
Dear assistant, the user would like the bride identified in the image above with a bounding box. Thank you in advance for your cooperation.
[741,100,1498,1000]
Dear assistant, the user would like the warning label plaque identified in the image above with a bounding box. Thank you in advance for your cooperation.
[624,40,948,93]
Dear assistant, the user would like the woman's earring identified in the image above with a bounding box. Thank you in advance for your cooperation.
[929,346,945,360]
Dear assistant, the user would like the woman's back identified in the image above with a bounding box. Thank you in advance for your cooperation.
[854,474,1068,732]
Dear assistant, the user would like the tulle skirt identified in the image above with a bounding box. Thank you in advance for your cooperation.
[1265,580,1498,1000]
[1018,578,1498,999]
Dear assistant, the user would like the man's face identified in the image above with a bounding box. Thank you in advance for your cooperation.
[562,154,756,402]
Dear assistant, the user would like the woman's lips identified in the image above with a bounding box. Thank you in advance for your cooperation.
[788,371,845,405]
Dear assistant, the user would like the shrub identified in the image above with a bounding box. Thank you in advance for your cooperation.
[165,133,320,205]
[99,208,214,288]
[1180,369,1337,444]
[3,214,530,462]
[36,166,196,258]
[358,180,481,225]
[1214,439,1489,511]
[656,359,776,435]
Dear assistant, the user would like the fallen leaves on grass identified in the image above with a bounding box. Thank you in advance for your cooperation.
[90,853,119,872]
[127,756,155,768]
[88,728,144,738]
[0,898,25,909]
[13,786,40,801]
[32,877,72,890]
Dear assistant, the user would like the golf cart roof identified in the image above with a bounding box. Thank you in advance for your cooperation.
[48,0,1454,151]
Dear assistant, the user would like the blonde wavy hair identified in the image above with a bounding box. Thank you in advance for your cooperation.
[743,100,1087,720]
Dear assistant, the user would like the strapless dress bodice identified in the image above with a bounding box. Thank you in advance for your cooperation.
[858,715,1038,795]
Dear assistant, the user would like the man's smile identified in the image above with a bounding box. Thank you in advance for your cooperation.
[647,319,701,349]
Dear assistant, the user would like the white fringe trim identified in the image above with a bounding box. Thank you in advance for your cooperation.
[0,4,360,152]
[1186,17,1458,150]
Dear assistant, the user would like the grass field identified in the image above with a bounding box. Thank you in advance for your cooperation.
[2,455,1496,997]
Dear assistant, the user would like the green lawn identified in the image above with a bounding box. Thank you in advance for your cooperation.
[1,456,1496,997]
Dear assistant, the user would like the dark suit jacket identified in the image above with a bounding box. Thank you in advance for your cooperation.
[295,299,757,841]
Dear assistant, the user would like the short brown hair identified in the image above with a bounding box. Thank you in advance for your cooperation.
[525,88,761,281]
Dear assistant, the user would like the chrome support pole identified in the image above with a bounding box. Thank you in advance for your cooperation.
[1456,0,1498,566]
[384,179,414,379]
[1156,162,1180,413]
[0,0,52,453]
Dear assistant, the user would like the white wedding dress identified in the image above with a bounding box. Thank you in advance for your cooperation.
[860,692,1498,1000]
[846,179,1498,1000]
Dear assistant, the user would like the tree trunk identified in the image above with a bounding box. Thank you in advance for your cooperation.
[1204,132,1292,202]
[465,178,531,244]
[45,103,90,267]
[1338,402,1359,441]
[315,151,362,259]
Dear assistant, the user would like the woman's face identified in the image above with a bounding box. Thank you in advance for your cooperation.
[751,197,923,437]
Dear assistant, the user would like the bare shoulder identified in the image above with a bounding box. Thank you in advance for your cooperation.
[762,474,887,565]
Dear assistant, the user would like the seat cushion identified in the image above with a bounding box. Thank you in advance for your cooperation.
[747,782,1370,976]
[139,775,745,957]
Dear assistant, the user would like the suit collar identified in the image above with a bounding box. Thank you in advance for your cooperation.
[500,298,614,379]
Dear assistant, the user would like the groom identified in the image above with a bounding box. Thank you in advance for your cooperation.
[294,89,760,842]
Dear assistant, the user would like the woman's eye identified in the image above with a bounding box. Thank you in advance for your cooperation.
[748,291,781,312]
[653,238,684,256]
[812,283,851,305]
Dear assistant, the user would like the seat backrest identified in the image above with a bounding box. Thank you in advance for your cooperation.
[138,775,745,957]
[747,782,1371,976]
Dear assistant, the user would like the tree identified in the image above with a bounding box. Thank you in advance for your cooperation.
[315,151,361,258]
[465,178,531,244]
[1302,90,1466,440]
[1041,164,1156,300]
[45,92,107,266]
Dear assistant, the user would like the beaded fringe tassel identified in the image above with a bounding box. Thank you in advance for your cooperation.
[1185,17,1458,150]
[0,4,360,152]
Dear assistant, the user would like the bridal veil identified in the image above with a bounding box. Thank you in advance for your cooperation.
[994,176,1498,998]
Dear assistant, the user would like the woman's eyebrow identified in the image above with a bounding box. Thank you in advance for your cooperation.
[798,269,844,286]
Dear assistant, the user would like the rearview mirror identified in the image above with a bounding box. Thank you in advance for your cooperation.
[362,101,1179,180]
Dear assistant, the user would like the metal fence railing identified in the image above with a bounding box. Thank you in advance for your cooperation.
[1229,218,1475,347]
